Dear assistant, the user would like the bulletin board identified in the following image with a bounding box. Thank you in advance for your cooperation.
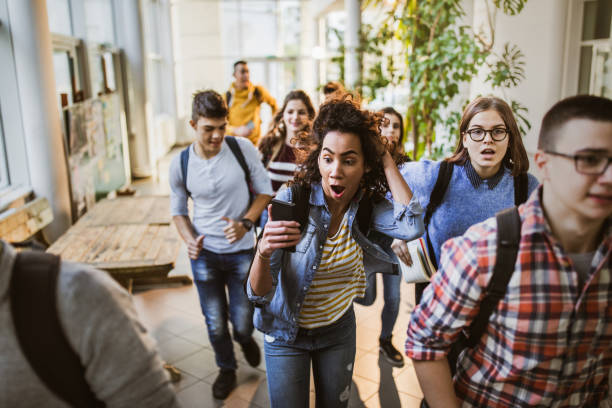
[63,92,128,220]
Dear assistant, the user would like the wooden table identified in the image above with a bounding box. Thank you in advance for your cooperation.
[48,196,191,292]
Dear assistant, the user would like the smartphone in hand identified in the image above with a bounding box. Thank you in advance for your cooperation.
[269,199,297,252]
[270,199,295,222]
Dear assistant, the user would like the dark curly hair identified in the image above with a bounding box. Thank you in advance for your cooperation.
[259,90,315,165]
[293,95,389,201]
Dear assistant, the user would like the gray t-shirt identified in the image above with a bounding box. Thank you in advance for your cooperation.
[0,241,179,408]
[568,251,595,288]
[169,138,273,253]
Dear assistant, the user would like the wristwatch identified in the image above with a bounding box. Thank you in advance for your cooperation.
[241,218,254,231]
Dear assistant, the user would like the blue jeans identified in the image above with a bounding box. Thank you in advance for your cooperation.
[355,273,400,340]
[264,308,356,408]
[190,248,255,371]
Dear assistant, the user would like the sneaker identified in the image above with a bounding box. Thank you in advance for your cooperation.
[212,369,236,400]
[379,338,404,367]
[240,337,261,367]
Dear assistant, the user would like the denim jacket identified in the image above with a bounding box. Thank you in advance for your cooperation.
[246,182,424,343]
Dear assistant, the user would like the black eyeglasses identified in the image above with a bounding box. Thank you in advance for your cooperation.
[545,150,612,175]
[464,127,509,142]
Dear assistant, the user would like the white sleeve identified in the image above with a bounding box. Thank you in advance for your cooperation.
[236,137,273,196]
[169,152,189,216]
[58,263,179,408]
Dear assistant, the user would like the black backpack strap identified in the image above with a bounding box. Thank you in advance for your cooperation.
[226,90,232,107]
[356,192,374,236]
[424,161,454,269]
[464,206,521,347]
[513,173,528,205]
[253,86,262,102]
[290,183,310,233]
[10,251,104,407]
[225,136,254,204]
[180,146,191,198]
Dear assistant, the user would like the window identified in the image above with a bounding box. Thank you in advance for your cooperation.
[577,0,612,97]
[52,34,85,108]
[0,0,30,193]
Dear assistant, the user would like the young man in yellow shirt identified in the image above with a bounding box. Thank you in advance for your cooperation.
[226,61,277,145]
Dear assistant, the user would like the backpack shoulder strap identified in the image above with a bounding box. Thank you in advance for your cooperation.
[424,161,454,268]
[290,184,310,233]
[10,251,104,407]
[225,136,254,204]
[356,192,374,236]
[513,173,528,205]
[253,86,262,102]
[180,146,191,198]
[465,206,521,347]
[226,90,232,107]
[424,161,454,226]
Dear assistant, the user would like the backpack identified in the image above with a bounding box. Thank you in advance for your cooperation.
[420,206,522,408]
[10,251,105,407]
[423,161,528,270]
[289,184,374,236]
[180,136,254,205]
[226,87,262,108]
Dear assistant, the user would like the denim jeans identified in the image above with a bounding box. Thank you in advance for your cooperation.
[191,248,255,371]
[264,307,356,408]
[355,273,401,340]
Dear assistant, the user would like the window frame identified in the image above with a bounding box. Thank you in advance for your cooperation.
[0,0,30,195]
[562,0,612,97]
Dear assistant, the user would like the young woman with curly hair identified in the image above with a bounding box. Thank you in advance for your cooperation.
[259,90,315,194]
[247,97,425,407]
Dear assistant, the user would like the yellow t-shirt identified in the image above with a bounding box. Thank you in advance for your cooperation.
[226,82,277,145]
[298,214,366,329]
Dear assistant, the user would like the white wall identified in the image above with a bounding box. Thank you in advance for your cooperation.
[470,0,570,155]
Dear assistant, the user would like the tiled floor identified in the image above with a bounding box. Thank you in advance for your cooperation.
[129,148,425,407]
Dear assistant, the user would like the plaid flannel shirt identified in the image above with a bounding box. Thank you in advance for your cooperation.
[406,187,612,407]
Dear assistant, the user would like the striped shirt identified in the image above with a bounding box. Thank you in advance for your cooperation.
[298,214,366,329]
[405,186,612,407]
[267,144,298,193]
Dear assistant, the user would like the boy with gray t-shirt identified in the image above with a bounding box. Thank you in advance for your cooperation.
[169,90,273,400]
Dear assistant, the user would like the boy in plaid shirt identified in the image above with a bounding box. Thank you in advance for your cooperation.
[406,95,612,407]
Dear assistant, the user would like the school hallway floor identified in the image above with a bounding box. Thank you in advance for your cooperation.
[130,148,424,407]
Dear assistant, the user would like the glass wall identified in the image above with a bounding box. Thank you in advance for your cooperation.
[171,0,310,127]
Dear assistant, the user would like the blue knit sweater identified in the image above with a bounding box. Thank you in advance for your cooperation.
[400,160,539,264]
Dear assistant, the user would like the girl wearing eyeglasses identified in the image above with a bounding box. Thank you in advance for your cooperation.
[394,96,540,304]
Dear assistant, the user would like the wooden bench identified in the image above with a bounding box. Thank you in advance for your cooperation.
[47,195,191,293]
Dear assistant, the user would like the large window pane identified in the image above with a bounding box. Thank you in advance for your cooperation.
[47,0,73,36]
[578,45,593,94]
[582,0,612,41]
